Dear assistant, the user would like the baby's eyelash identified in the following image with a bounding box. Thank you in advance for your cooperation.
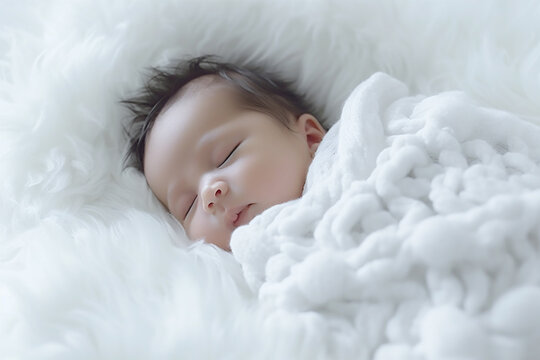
[218,142,241,168]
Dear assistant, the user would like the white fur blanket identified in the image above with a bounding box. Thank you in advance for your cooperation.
[232,73,540,359]
[2,0,540,359]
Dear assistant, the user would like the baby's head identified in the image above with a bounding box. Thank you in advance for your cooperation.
[123,56,325,251]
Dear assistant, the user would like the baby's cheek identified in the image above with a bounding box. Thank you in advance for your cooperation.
[188,214,231,250]
[260,156,305,204]
[187,210,215,240]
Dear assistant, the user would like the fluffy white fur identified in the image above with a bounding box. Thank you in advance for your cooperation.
[1,0,540,359]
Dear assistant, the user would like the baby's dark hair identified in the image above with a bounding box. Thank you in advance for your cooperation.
[122,55,318,172]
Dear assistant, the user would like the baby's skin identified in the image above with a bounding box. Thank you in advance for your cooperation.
[143,75,325,250]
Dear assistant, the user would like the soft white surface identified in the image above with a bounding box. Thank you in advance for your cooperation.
[232,73,540,359]
[1,0,540,359]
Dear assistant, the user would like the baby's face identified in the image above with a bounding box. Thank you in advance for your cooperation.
[144,76,324,251]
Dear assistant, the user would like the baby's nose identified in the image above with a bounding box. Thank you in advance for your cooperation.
[202,180,228,213]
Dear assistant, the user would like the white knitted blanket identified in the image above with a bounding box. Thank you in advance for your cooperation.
[231,73,540,359]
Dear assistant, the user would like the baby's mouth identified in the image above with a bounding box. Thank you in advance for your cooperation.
[233,204,253,227]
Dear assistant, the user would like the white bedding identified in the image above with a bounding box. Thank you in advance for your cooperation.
[2,0,540,359]
[232,73,540,359]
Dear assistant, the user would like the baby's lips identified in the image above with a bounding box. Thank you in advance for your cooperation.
[234,204,254,227]
[225,205,245,226]
[231,212,240,225]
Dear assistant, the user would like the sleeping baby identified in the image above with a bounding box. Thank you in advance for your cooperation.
[123,55,326,251]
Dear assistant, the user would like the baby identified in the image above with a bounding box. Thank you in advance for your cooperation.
[123,56,326,251]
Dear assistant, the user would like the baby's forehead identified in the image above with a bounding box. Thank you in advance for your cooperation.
[166,75,233,109]
[181,75,224,95]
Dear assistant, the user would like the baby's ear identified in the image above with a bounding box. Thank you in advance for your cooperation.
[297,114,326,157]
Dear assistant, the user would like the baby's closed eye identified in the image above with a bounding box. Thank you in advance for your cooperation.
[184,196,197,219]
[218,142,241,168]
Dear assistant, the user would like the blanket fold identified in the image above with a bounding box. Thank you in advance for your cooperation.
[231,73,540,359]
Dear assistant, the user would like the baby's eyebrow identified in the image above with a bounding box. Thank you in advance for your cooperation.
[196,124,231,162]
[197,124,226,150]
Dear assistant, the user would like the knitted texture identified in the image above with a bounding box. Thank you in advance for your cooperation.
[231,73,540,359]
